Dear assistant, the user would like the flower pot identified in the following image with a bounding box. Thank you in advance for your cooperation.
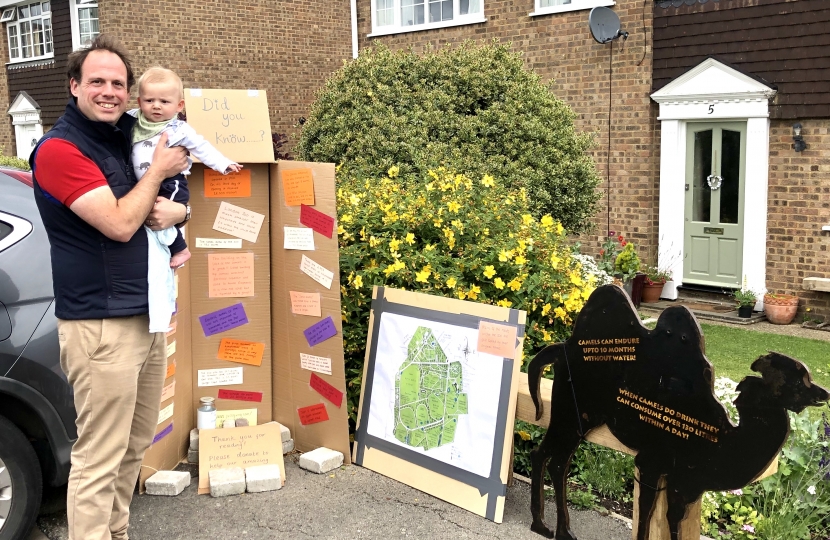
[737,305,753,318]
[621,273,646,308]
[641,282,664,303]
[763,293,799,325]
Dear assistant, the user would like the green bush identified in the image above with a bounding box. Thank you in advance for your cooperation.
[0,154,30,170]
[299,41,602,233]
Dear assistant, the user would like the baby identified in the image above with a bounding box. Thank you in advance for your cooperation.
[130,66,241,332]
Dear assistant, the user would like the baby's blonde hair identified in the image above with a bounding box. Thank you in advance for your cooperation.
[137,66,183,99]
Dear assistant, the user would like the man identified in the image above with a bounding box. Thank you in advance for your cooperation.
[31,35,188,540]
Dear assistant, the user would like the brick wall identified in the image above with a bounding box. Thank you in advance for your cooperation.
[99,0,352,148]
[356,0,660,263]
[767,119,830,319]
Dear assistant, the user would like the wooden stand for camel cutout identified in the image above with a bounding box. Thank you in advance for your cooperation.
[521,284,829,540]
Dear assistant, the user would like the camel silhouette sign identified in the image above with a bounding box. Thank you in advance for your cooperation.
[526,284,829,540]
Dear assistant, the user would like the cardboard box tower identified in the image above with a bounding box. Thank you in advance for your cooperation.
[139,89,351,487]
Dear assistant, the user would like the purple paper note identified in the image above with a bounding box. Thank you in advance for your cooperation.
[303,316,337,347]
[199,303,248,337]
[152,422,173,445]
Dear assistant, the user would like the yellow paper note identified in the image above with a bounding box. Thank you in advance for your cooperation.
[166,340,176,358]
[289,291,322,317]
[212,201,265,243]
[215,408,258,428]
[208,252,255,298]
[217,338,265,367]
[477,321,518,359]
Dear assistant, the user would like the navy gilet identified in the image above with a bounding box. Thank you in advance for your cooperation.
[31,98,148,320]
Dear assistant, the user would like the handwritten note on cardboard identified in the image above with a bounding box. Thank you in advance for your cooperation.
[477,320,518,359]
[204,169,251,198]
[217,389,263,402]
[217,338,265,367]
[300,353,332,375]
[289,291,321,317]
[195,238,243,249]
[297,403,329,425]
[283,227,315,250]
[281,168,314,206]
[299,205,334,238]
[309,373,343,408]
[212,201,265,243]
[160,381,176,403]
[299,255,334,289]
[208,253,255,298]
[303,316,337,347]
[198,303,248,337]
[165,360,176,379]
[197,367,243,387]
[157,402,174,425]
[197,423,285,494]
[215,408,257,427]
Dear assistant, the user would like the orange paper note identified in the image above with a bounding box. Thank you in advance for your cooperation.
[204,169,251,198]
[208,252,255,298]
[289,291,322,317]
[477,320,518,359]
[217,338,265,367]
[282,168,314,206]
[165,360,176,379]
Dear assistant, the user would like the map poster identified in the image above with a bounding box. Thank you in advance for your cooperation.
[353,287,525,524]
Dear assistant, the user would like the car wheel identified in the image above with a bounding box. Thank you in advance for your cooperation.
[0,415,42,540]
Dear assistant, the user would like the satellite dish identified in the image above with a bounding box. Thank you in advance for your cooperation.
[589,7,627,44]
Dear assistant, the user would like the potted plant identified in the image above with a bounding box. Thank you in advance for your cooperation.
[614,240,645,307]
[763,293,799,325]
[642,265,672,303]
[732,288,758,318]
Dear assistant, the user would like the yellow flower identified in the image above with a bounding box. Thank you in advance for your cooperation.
[448,201,461,213]
[433,217,443,227]
[508,278,522,292]
[497,299,513,308]
[556,222,564,235]
[550,253,560,269]
[494,277,505,290]
[415,268,431,283]
[514,255,527,265]
[383,260,405,276]
[446,277,457,289]
[581,285,595,300]
[349,194,360,206]
[466,285,481,300]
[481,174,495,188]
[337,225,346,235]
[541,215,554,229]
[542,303,551,316]
[405,232,415,245]
[424,244,436,252]
[456,290,466,300]
[521,214,534,226]
[389,239,401,252]
[483,265,496,279]
[353,275,363,288]
[542,329,552,342]
[498,250,509,262]
[369,236,381,248]
[388,165,400,178]
[569,270,584,287]
[554,306,567,320]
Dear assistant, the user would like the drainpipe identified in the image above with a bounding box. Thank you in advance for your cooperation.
[351,0,359,59]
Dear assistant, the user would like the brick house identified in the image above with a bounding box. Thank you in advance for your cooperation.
[0,0,827,316]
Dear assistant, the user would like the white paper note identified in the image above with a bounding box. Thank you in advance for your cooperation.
[283,227,315,250]
[157,402,174,425]
[299,255,334,289]
[212,202,265,243]
[198,367,244,387]
[166,340,176,358]
[195,238,244,249]
[300,353,333,376]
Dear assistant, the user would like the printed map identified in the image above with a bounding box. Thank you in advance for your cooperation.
[393,327,468,450]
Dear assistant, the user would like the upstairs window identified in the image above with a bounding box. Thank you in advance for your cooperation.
[4,1,53,62]
[370,0,485,36]
[70,0,98,50]
[530,0,615,17]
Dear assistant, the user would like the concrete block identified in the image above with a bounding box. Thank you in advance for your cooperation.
[282,439,294,454]
[209,468,245,497]
[245,464,281,493]
[188,448,199,463]
[264,421,291,443]
[235,418,249,427]
[189,428,199,451]
[223,419,235,429]
[299,447,343,474]
[145,470,191,496]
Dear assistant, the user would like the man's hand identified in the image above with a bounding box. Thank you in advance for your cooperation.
[150,133,188,178]
[146,197,186,230]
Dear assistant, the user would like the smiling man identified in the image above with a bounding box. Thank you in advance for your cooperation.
[30,35,188,540]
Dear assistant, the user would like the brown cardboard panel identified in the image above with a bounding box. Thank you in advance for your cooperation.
[352,287,524,522]
[270,161,351,462]
[183,89,274,164]
[189,164,272,425]
[139,259,194,489]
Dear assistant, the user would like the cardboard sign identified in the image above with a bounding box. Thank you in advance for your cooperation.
[160,381,176,403]
[303,316,337,347]
[197,423,285,495]
[199,303,249,337]
[300,353,332,375]
[283,227,315,250]
[300,205,334,238]
[218,389,263,403]
[217,338,265,367]
[281,168,314,206]
[298,403,329,425]
[208,253,255,298]
[198,367,244,387]
[184,88,274,163]
[289,291,321,317]
[215,408,258,427]
[204,169,251,198]
[299,255,334,289]
[309,373,343,408]
[195,238,243,249]
[477,321,518,359]
[213,201,265,243]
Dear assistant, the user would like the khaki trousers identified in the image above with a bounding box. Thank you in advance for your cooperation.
[58,315,165,540]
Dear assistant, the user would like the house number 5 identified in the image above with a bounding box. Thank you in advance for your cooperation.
[708,104,714,114]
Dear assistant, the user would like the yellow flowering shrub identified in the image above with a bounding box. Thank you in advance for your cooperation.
[337,168,599,422]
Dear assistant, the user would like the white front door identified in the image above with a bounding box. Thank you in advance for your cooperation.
[15,123,41,160]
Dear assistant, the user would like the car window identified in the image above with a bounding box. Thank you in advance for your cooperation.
[0,221,10,242]
[0,213,33,253]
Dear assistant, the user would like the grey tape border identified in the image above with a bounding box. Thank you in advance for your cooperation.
[354,287,522,521]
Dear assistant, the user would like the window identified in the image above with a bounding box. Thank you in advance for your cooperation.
[69,0,98,50]
[530,0,615,17]
[4,1,52,62]
[370,0,484,36]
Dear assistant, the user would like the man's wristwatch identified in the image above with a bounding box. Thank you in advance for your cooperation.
[178,204,192,226]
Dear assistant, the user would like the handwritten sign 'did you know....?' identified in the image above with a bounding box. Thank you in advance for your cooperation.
[184,89,274,163]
